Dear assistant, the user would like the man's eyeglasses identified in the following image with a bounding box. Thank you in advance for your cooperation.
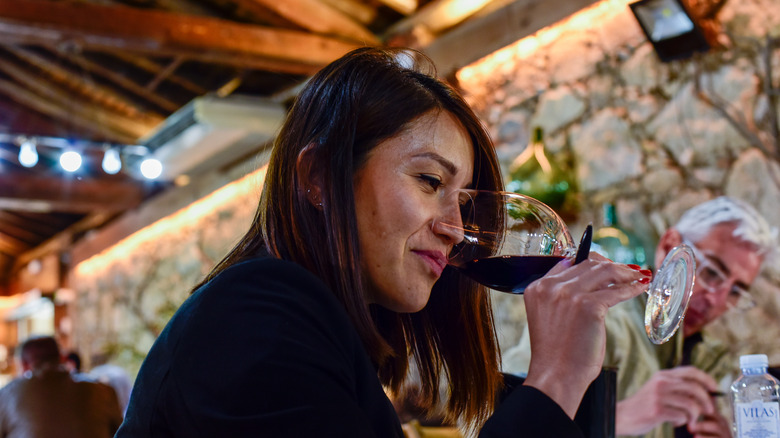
[683,239,756,311]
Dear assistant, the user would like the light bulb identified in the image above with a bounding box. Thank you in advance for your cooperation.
[139,158,162,180]
[60,150,83,172]
[102,148,122,174]
[18,140,38,167]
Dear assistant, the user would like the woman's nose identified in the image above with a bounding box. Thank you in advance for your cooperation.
[431,218,465,245]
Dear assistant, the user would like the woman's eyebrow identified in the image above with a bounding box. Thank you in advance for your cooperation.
[412,152,458,175]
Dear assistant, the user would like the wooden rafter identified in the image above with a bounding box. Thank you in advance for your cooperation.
[0,61,158,140]
[0,170,147,214]
[205,0,301,28]
[385,0,493,37]
[375,0,418,15]
[0,211,69,237]
[0,0,364,73]
[0,233,30,256]
[0,77,138,143]
[62,52,182,113]
[0,212,47,244]
[145,56,185,92]
[0,99,67,137]
[11,211,116,273]
[109,52,208,95]
[422,0,599,76]
[5,45,164,123]
[232,0,380,43]
[0,212,51,240]
[320,0,377,25]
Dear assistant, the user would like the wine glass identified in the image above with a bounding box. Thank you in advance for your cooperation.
[438,189,695,344]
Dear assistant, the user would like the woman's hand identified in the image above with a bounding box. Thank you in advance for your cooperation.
[521,253,647,417]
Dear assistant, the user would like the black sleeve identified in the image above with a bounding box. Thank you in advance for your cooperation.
[480,385,585,438]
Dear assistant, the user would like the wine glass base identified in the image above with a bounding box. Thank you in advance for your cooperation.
[644,244,695,345]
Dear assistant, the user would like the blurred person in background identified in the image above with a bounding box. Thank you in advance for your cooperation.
[89,363,133,416]
[0,335,123,438]
[504,196,775,438]
[64,350,82,374]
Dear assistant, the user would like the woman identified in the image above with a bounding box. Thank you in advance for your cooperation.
[116,47,647,437]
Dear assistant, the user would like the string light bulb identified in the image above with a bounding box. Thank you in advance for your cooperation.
[101,146,122,174]
[139,157,163,180]
[18,139,39,168]
[59,150,83,172]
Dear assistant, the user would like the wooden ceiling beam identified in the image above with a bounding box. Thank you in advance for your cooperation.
[0,211,79,242]
[0,0,364,73]
[0,99,68,138]
[0,62,157,141]
[375,0,418,15]
[0,214,44,244]
[0,233,31,256]
[150,0,218,16]
[63,52,183,113]
[12,211,115,274]
[232,0,379,43]
[109,52,208,96]
[145,56,184,92]
[421,0,598,77]
[319,0,377,25]
[0,211,62,239]
[205,0,300,28]
[0,77,137,144]
[0,171,146,214]
[5,45,164,123]
[385,0,493,38]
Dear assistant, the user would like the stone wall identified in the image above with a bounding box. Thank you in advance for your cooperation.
[69,168,263,376]
[456,0,780,363]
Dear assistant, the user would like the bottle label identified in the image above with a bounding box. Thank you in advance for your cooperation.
[736,401,780,438]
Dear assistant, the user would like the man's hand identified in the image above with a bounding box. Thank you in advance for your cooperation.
[615,366,721,435]
[687,411,732,438]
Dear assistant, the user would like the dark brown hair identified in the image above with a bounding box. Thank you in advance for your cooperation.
[20,336,61,369]
[200,47,504,429]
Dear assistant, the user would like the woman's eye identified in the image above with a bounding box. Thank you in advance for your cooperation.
[419,174,443,191]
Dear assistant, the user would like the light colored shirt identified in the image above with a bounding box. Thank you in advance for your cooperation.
[502,294,733,438]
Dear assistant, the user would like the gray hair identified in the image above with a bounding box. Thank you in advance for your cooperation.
[674,196,776,257]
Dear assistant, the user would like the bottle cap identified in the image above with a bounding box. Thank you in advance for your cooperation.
[740,354,769,369]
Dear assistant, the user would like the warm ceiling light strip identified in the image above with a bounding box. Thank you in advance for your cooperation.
[457,0,631,85]
[74,165,267,276]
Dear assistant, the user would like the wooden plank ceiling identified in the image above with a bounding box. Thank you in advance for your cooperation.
[0,0,593,290]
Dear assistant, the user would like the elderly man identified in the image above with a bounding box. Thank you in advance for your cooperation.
[0,336,123,438]
[503,196,775,438]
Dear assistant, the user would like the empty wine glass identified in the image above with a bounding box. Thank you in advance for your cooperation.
[438,189,695,344]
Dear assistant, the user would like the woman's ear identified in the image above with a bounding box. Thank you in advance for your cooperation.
[296,143,324,208]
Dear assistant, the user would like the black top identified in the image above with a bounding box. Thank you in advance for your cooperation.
[117,256,583,437]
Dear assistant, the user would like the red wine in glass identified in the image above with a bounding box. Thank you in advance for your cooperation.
[440,189,694,344]
[457,255,566,294]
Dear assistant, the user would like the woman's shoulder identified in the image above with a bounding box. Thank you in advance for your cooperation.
[193,256,341,315]
[159,255,363,383]
[173,256,360,356]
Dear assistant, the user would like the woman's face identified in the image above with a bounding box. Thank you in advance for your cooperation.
[354,111,475,313]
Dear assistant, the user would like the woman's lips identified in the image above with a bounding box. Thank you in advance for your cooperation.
[414,250,447,277]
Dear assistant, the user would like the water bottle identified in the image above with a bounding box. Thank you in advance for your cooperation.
[730,354,780,437]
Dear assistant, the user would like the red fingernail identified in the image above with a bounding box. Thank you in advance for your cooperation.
[627,264,641,270]
[639,277,651,284]
[639,269,653,276]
